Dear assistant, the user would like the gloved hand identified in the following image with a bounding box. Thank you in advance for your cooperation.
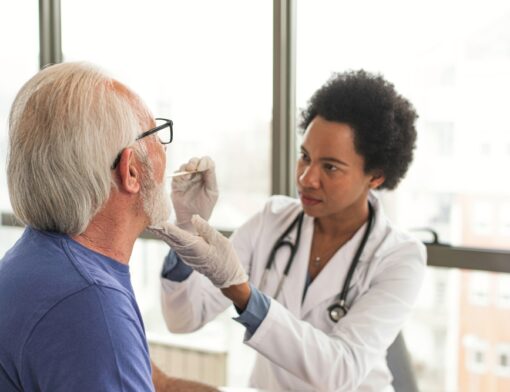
[171,156,218,233]
[148,215,248,288]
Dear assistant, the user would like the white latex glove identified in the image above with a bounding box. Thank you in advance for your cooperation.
[171,156,218,233]
[148,215,248,288]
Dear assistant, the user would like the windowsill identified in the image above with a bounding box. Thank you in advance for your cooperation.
[147,331,227,354]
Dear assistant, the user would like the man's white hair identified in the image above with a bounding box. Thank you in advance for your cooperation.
[7,62,151,235]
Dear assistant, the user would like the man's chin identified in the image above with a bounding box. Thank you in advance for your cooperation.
[144,182,173,227]
[149,208,172,227]
[149,198,172,227]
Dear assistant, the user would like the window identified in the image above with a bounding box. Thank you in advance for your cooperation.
[499,203,510,236]
[497,276,510,308]
[3,2,510,391]
[423,121,454,157]
[297,1,510,391]
[471,202,494,236]
[61,0,273,230]
[296,0,510,250]
[468,272,490,306]
[0,2,39,212]
[403,267,458,392]
[463,335,488,374]
[496,344,510,377]
[61,1,271,386]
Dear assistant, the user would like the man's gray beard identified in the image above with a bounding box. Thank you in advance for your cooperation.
[141,172,172,226]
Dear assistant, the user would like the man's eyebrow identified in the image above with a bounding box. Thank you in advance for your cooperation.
[300,146,349,166]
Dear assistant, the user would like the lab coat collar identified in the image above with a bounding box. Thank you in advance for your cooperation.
[300,191,390,317]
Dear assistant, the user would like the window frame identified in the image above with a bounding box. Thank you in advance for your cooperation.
[0,0,501,274]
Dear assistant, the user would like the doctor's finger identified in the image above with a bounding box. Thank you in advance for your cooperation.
[172,172,203,186]
[148,223,197,248]
[172,158,200,180]
[202,170,217,193]
[196,156,214,172]
[191,215,221,244]
[171,168,201,190]
[183,157,200,172]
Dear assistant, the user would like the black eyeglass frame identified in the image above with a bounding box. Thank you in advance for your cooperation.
[111,117,173,169]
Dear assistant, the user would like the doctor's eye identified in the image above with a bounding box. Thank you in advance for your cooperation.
[323,163,338,172]
[299,151,310,163]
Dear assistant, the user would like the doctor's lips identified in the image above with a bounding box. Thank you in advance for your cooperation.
[299,193,322,206]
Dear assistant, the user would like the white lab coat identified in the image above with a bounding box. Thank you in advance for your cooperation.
[161,192,426,392]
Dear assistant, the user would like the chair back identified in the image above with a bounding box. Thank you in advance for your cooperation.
[386,332,419,392]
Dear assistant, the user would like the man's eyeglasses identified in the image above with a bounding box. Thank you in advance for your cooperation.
[111,117,173,169]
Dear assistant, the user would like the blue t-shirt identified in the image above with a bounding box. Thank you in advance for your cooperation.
[0,227,154,392]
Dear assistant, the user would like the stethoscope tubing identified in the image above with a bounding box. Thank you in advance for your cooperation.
[261,203,374,322]
[338,203,374,302]
[261,212,304,298]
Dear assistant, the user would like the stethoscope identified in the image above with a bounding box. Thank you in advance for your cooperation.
[259,202,375,323]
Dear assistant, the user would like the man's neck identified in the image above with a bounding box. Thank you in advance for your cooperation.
[72,198,146,265]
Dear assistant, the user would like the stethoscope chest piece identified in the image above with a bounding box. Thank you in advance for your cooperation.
[263,202,374,322]
[327,300,348,323]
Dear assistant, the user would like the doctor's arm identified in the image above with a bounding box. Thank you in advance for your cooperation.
[161,251,252,310]
[152,214,270,336]
[156,156,237,332]
[151,215,250,333]
[160,248,267,335]
[245,242,427,391]
[162,248,269,336]
[156,197,270,334]
[159,249,233,333]
[152,220,426,391]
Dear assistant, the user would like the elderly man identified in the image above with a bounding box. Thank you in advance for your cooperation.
[0,62,216,391]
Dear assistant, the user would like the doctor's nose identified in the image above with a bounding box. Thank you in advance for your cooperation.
[298,165,321,189]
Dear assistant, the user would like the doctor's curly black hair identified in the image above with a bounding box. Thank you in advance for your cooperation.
[299,70,418,190]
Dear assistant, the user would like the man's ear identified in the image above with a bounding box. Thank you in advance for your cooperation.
[116,148,141,194]
[369,171,385,190]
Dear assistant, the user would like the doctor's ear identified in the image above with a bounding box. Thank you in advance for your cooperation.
[369,172,385,189]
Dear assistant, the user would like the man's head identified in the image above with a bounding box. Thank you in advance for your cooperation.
[7,62,171,235]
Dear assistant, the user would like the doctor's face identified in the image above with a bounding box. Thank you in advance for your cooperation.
[296,116,381,219]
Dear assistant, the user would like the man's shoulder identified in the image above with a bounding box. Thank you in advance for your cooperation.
[0,228,95,360]
[19,284,152,392]
[33,284,141,336]
[0,227,92,299]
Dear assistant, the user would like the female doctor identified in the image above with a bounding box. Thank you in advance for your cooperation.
[150,70,426,392]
